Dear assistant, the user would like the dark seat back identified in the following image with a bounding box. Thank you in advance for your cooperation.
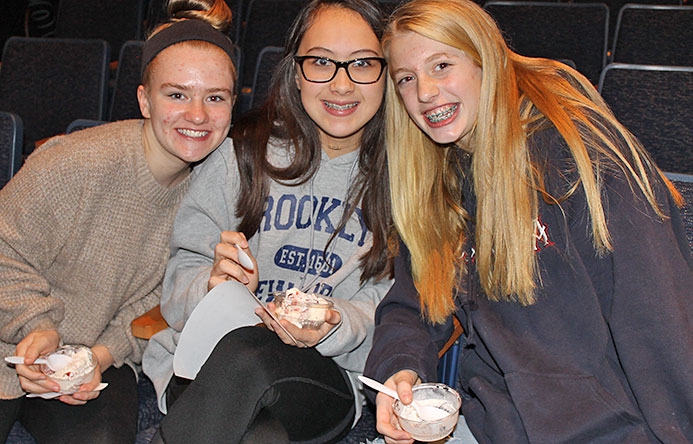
[598,63,693,174]
[65,119,107,135]
[239,0,308,88]
[484,1,609,83]
[611,4,693,66]
[574,0,684,50]
[0,37,110,155]
[247,46,285,112]
[0,0,27,62]
[0,111,23,189]
[110,40,145,122]
[54,0,144,61]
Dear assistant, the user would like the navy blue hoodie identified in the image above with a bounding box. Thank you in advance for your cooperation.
[365,127,693,443]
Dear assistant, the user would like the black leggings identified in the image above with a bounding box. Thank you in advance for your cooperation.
[0,365,138,444]
[159,326,355,444]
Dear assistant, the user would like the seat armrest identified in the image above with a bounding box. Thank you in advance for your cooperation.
[132,305,168,339]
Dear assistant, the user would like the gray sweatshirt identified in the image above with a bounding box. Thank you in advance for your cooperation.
[142,137,392,423]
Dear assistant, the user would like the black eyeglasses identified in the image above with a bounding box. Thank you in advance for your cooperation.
[294,56,387,84]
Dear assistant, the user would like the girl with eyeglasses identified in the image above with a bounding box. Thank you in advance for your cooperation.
[143,0,393,442]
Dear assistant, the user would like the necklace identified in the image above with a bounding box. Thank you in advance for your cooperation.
[324,142,359,157]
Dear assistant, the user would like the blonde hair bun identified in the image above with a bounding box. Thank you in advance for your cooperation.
[167,0,233,32]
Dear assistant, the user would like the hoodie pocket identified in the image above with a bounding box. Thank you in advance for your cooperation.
[504,372,647,444]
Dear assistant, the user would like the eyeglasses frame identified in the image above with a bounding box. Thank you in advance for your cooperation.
[293,55,388,84]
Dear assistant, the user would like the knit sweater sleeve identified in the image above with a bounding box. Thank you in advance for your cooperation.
[95,285,162,367]
[0,152,74,344]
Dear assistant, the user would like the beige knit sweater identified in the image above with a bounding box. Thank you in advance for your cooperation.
[0,120,190,399]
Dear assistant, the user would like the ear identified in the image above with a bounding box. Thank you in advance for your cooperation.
[137,85,152,119]
[295,70,301,91]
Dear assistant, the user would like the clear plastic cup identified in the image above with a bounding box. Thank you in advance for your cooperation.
[393,383,462,442]
[272,291,333,329]
[40,345,96,394]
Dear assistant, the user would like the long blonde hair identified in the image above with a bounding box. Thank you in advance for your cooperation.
[384,0,677,323]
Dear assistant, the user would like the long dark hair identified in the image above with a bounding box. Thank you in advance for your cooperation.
[231,0,392,282]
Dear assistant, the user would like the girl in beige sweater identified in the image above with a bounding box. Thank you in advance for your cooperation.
[0,1,236,442]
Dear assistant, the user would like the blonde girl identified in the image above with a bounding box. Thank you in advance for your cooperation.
[364,0,693,443]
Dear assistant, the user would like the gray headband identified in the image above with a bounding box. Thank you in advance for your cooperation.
[141,19,236,76]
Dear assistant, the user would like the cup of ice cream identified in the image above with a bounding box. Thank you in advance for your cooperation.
[393,383,462,442]
[272,288,333,329]
[39,345,96,394]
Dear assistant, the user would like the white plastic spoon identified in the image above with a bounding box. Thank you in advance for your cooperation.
[5,354,71,370]
[235,244,255,271]
[358,375,449,422]
[26,382,109,399]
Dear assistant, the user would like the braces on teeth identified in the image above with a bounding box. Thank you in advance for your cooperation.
[426,104,458,123]
[324,101,357,111]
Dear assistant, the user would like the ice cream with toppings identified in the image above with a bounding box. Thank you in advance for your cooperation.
[273,288,333,329]
[40,345,96,394]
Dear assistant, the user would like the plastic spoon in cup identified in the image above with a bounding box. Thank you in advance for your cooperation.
[5,354,71,370]
[358,375,448,421]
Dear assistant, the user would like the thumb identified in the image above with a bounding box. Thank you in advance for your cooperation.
[394,371,417,404]
[80,367,102,392]
[325,308,341,325]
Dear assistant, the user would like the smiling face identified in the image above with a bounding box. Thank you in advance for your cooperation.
[295,6,385,156]
[388,31,482,146]
[137,43,235,171]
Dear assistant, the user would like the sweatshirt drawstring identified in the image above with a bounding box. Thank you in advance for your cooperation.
[461,300,477,349]
[461,270,478,349]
